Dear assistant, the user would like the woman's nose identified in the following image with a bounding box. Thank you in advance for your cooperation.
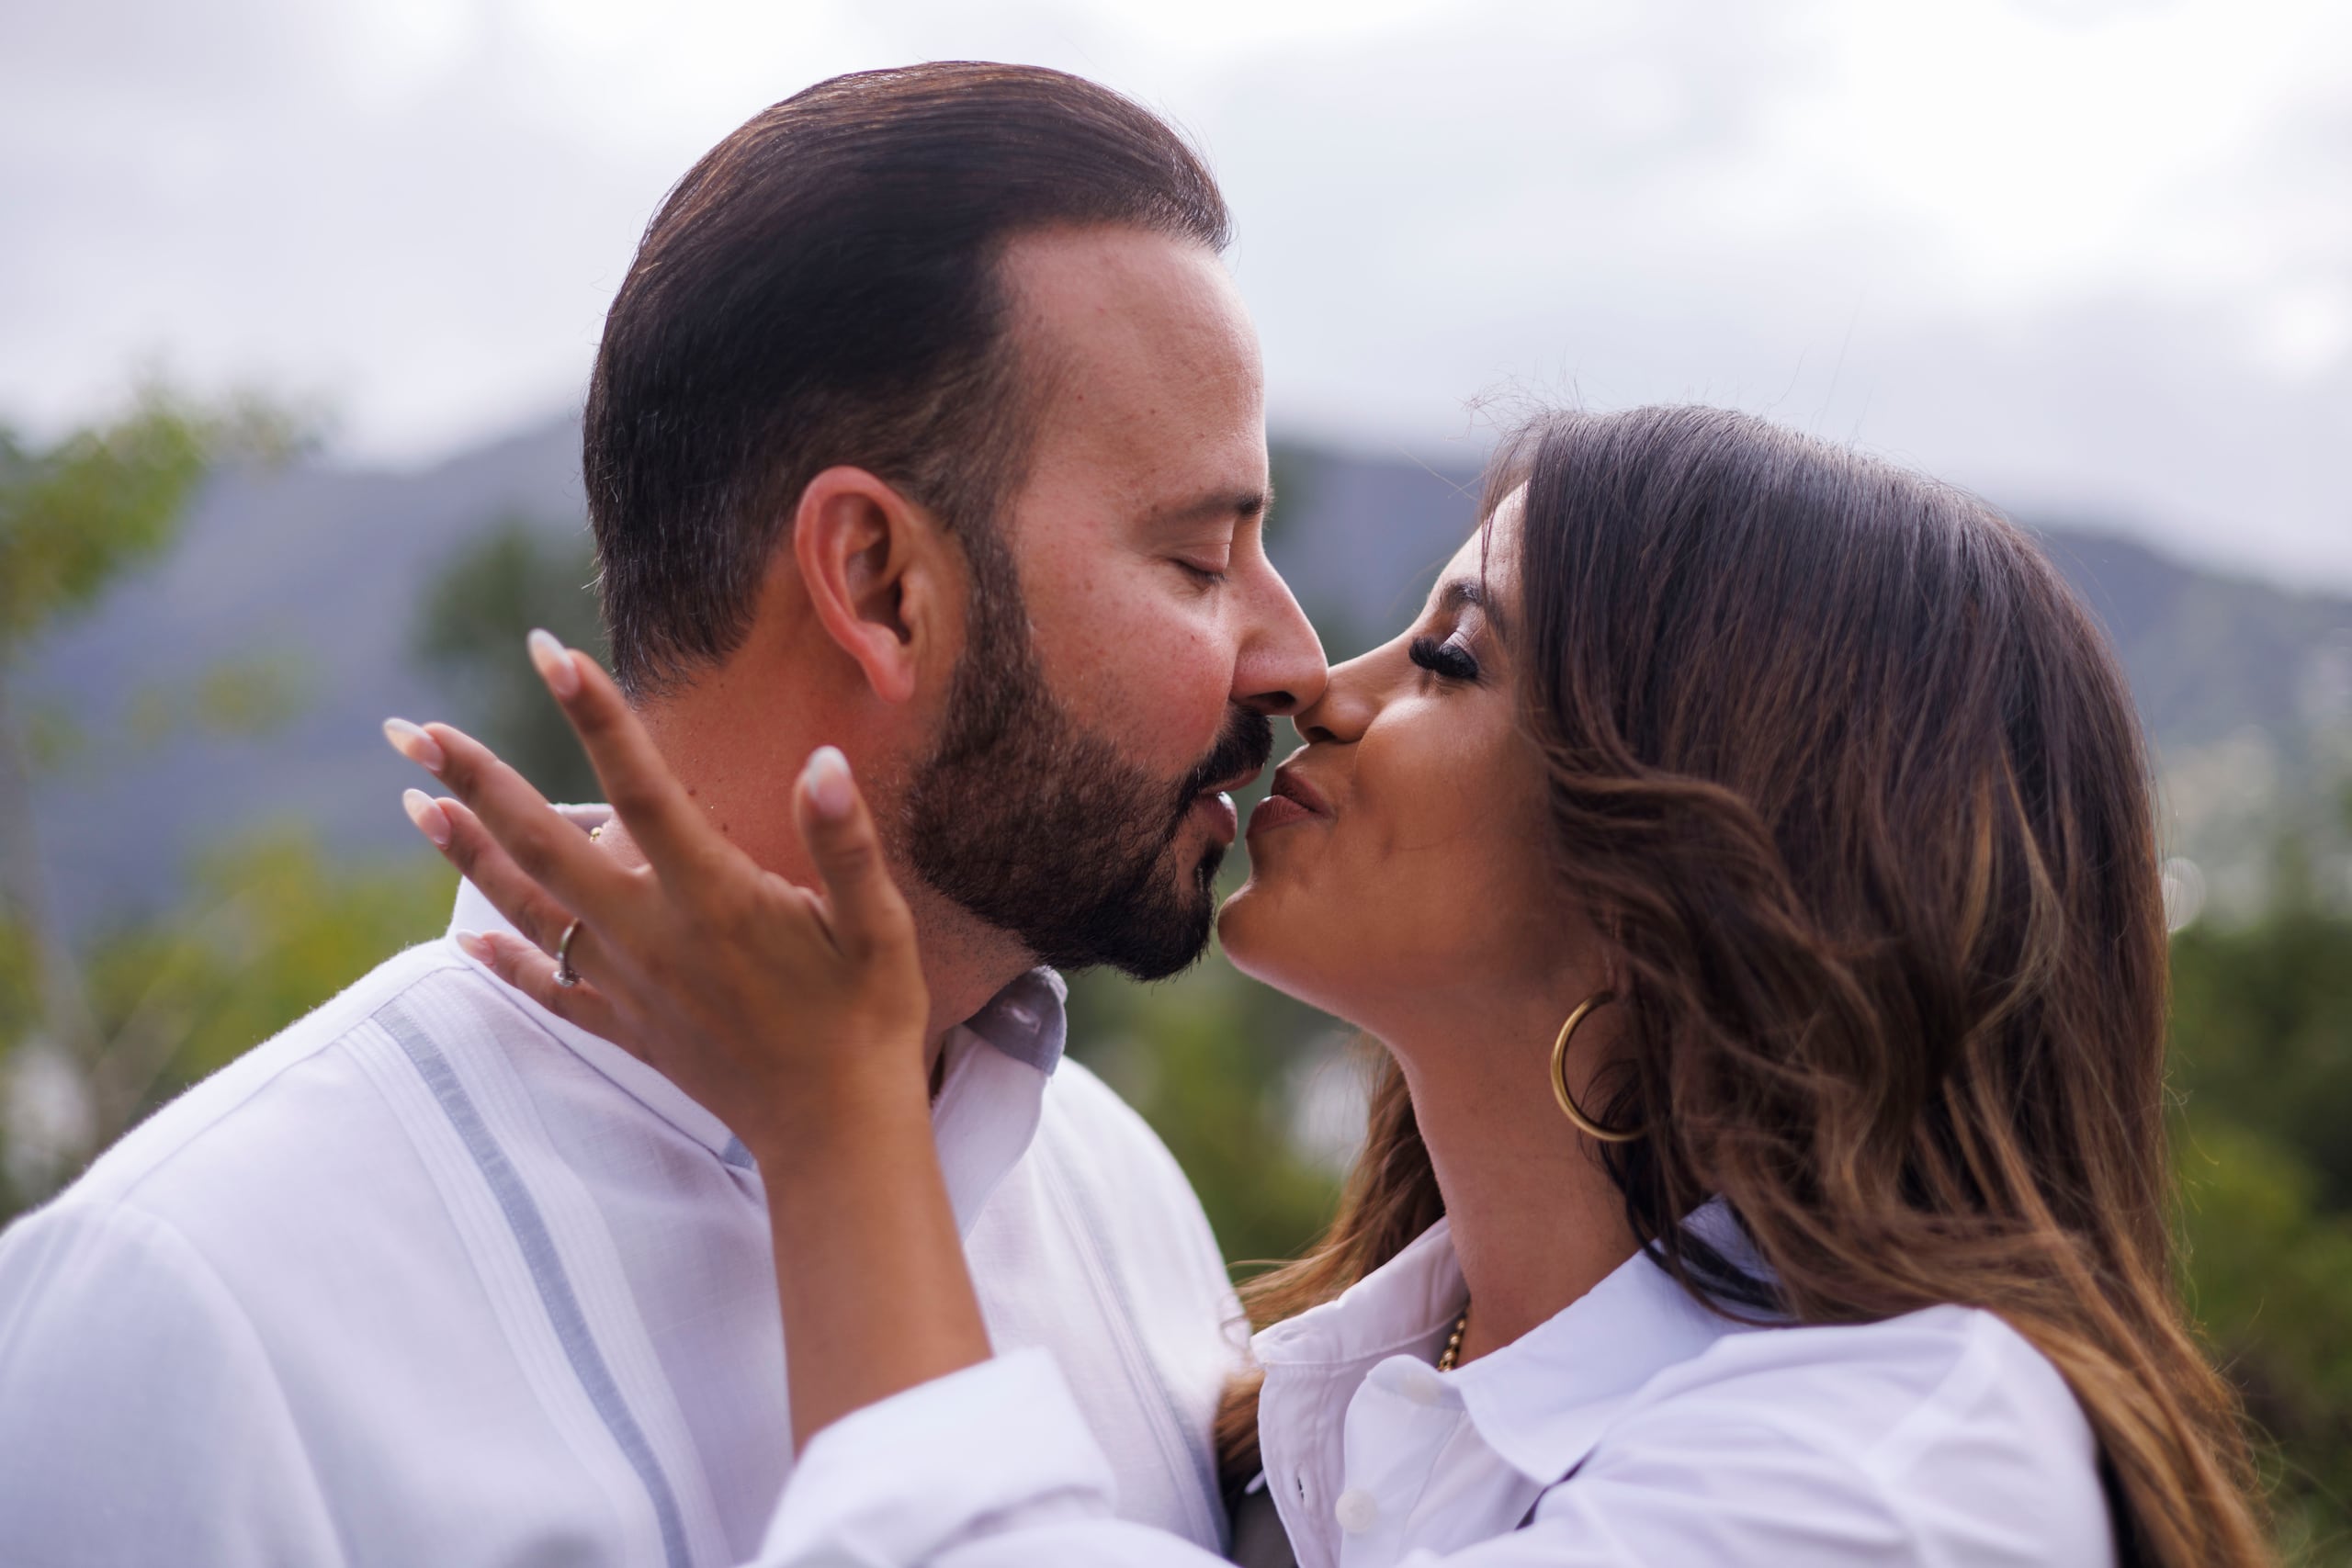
[1293,647,1381,745]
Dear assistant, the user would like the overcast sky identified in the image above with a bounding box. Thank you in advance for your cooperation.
[5,0,2347,587]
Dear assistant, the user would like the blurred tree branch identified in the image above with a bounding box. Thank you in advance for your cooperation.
[0,384,309,1197]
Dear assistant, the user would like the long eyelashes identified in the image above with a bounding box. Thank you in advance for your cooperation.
[1408,635,1481,682]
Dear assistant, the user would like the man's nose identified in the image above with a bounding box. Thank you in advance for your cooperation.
[1231,560,1329,717]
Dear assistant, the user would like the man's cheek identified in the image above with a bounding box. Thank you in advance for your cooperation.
[1077,597,1233,758]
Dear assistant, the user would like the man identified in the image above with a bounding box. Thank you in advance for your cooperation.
[0,62,1324,1565]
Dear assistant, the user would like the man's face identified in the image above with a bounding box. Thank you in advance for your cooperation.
[905,227,1327,979]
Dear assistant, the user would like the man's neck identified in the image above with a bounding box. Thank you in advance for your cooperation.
[587,811,1035,1080]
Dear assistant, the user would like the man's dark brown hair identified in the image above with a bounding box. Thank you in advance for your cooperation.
[582,62,1230,695]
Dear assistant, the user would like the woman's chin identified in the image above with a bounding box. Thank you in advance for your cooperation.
[1216,875,1315,994]
[1216,883,1364,1030]
[1216,878,1277,979]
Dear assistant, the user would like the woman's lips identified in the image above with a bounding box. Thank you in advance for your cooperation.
[1246,764,1331,840]
[1246,792,1313,837]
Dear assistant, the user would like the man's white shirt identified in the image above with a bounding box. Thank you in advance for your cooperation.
[0,875,1244,1566]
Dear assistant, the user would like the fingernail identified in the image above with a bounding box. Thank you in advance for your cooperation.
[402,788,452,847]
[384,718,445,773]
[527,628,581,699]
[804,745,854,820]
[453,929,494,963]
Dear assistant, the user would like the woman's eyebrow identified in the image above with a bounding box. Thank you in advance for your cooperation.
[1435,577,1507,640]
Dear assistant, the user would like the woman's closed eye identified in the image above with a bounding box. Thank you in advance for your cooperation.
[1408,633,1481,683]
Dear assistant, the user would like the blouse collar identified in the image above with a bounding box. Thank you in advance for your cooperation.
[1255,1200,1767,1484]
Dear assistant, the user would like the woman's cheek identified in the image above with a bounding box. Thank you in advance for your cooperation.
[1377,717,1540,970]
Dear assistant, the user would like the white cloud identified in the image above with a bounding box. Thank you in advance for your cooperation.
[3,0,2346,584]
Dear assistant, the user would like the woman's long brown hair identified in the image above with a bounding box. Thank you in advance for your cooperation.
[1216,407,2269,1566]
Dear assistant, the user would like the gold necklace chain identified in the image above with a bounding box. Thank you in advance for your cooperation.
[1436,1304,1470,1372]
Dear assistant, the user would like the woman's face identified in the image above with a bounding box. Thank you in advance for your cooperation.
[1219,503,1575,1035]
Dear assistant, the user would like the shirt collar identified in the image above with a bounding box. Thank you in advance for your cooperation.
[956,965,1068,1074]
[445,850,1069,1235]
[1254,1200,1765,1485]
[1252,1216,1467,1372]
[1448,1209,1755,1483]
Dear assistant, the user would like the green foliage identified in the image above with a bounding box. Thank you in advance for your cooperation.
[0,830,452,1221]
[0,387,303,658]
[82,831,454,1084]
[0,384,313,1209]
[192,654,310,739]
[1067,954,1349,1271]
[2176,1118,2352,1562]
[412,516,607,803]
[0,917,33,1047]
[19,700,85,773]
[119,654,312,750]
[2173,906,2352,1207]
[2171,886,2352,1558]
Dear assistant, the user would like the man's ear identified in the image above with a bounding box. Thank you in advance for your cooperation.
[790,466,959,705]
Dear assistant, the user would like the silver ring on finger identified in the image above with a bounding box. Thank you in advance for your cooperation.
[555,918,584,987]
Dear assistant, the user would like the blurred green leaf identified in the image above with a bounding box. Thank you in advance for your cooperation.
[2170,849,2352,1558]
[412,515,606,804]
[20,702,85,774]
[80,828,453,1085]
[0,385,307,658]
[193,652,308,739]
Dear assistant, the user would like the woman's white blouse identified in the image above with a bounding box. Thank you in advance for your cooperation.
[762,1209,2117,1567]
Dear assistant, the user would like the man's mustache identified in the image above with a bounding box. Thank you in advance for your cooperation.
[1170,708,1274,818]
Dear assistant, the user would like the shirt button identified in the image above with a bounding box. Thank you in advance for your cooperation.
[1401,1367,1446,1405]
[1334,1488,1381,1535]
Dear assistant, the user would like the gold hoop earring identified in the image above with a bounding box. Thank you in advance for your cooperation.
[1550,990,1643,1143]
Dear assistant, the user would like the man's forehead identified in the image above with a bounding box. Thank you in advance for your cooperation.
[1003,231,1259,411]
[1002,228,1266,513]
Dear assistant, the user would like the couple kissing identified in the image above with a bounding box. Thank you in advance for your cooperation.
[0,62,2266,1568]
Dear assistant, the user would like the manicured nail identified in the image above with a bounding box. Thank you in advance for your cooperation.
[383,718,445,773]
[453,929,494,964]
[804,746,854,820]
[527,628,581,699]
[402,788,452,847]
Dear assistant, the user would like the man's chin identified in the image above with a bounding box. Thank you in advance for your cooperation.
[1086,856,1223,980]
[990,852,1217,980]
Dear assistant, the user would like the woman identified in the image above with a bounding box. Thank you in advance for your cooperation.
[396,406,2267,1565]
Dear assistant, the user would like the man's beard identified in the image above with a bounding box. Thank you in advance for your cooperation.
[904,583,1271,980]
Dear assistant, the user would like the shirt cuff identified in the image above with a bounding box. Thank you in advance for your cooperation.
[758,1348,1117,1565]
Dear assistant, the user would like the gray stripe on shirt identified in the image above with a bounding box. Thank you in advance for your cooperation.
[377,999,694,1568]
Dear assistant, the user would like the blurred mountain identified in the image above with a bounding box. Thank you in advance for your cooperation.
[25,419,589,931]
[25,415,2352,931]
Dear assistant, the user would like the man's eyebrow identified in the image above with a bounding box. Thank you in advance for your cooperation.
[1143,489,1270,531]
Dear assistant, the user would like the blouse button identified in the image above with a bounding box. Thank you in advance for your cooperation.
[1334,1488,1381,1535]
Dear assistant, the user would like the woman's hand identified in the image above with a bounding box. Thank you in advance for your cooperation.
[387,631,990,1450]
[382,629,931,1167]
